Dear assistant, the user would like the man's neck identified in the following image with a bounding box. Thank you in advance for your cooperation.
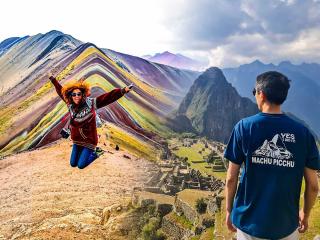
[261,104,282,114]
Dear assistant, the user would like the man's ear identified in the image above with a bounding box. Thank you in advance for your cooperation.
[260,91,267,101]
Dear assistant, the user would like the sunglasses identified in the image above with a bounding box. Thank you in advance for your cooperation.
[71,92,82,97]
[253,87,262,96]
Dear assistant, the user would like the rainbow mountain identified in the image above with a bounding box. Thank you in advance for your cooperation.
[0,30,200,158]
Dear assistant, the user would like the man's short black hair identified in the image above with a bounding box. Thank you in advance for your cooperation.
[256,71,291,105]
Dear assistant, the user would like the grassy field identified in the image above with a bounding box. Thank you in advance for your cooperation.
[168,212,193,230]
[169,137,227,180]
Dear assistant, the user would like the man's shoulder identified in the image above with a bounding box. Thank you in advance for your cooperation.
[230,115,259,135]
[284,113,312,131]
[242,113,261,122]
[238,113,262,127]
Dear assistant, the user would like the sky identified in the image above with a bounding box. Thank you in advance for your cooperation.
[1,0,320,68]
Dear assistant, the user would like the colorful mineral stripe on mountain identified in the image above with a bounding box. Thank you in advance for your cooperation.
[0,31,199,157]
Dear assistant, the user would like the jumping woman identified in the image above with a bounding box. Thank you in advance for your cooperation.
[49,75,132,169]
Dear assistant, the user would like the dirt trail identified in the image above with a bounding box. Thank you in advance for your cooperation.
[0,140,157,239]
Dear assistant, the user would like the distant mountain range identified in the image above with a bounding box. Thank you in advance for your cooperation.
[142,51,205,71]
[223,60,320,136]
[105,49,198,96]
[167,67,258,143]
[167,66,317,143]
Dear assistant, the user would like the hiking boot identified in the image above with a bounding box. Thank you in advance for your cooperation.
[95,147,105,158]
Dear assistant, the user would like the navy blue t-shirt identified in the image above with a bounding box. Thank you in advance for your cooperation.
[224,112,320,239]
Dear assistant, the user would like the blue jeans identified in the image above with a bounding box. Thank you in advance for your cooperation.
[70,144,97,169]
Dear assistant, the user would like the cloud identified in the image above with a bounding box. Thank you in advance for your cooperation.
[161,0,259,48]
[161,0,320,67]
[241,0,320,36]
[1,0,319,66]
[208,27,320,67]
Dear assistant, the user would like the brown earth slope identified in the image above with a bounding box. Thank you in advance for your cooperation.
[0,140,157,239]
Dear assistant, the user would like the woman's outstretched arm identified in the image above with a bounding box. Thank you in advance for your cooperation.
[49,76,65,101]
[96,87,131,109]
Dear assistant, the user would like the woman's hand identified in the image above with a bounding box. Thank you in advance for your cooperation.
[124,87,131,93]
[124,84,134,93]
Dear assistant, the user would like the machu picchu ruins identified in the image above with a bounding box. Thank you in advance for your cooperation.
[143,138,226,195]
[131,137,228,239]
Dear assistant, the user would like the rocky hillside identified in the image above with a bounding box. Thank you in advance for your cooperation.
[168,67,258,143]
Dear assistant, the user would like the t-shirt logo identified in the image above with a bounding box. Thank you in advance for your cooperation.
[254,134,293,160]
[252,134,295,168]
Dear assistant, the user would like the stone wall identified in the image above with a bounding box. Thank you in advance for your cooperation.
[174,189,213,224]
[161,212,195,240]
[174,195,199,224]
